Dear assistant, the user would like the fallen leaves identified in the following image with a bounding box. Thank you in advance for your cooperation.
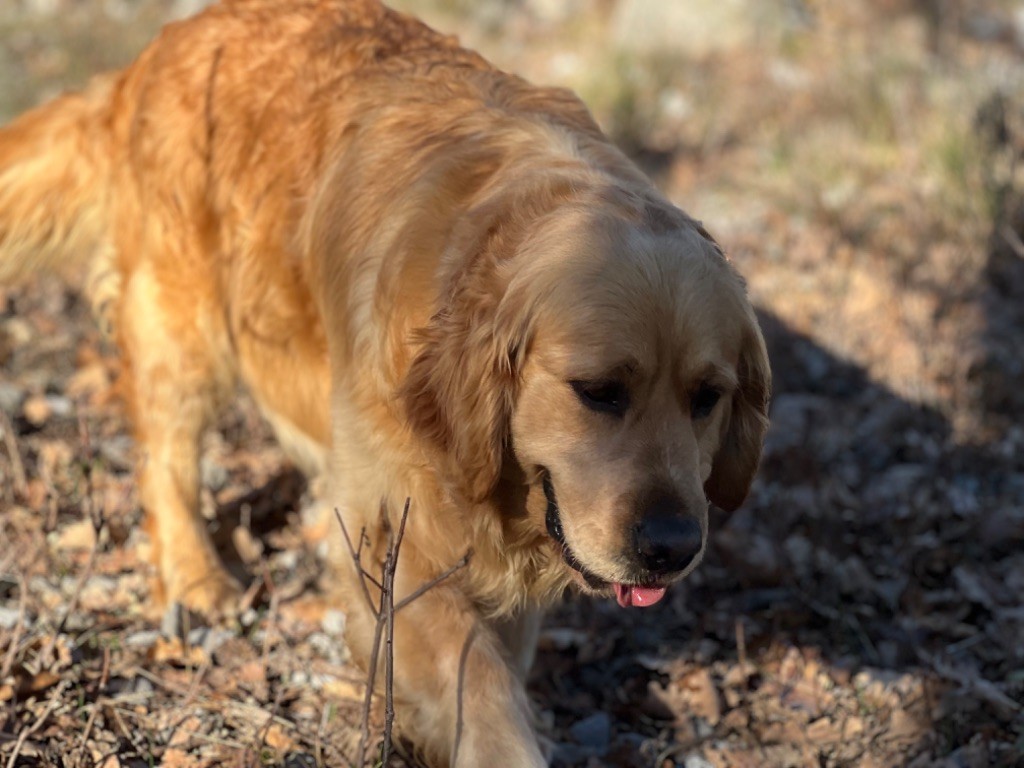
[0,668,60,702]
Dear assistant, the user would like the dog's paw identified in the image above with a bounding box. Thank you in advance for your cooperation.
[166,568,245,623]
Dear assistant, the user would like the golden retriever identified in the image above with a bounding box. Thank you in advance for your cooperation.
[0,0,770,764]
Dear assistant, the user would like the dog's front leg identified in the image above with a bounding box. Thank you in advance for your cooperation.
[346,575,546,767]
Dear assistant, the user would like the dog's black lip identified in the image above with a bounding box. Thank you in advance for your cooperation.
[542,471,608,590]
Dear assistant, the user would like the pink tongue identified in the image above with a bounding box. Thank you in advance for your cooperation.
[614,583,667,608]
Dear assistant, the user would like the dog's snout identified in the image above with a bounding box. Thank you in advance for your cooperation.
[633,493,703,576]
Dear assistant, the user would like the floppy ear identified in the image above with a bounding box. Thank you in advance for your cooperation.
[705,313,771,512]
[399,213,524,503]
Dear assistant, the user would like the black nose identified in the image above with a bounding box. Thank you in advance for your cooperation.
[634,497,704,576]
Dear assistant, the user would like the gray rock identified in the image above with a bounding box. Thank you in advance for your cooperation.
[0,606,27,630]
[125,630,162,649]
[321,608,346,637]
[99,435,134,471]
[569,711,611,755]
[43,394,73,418]
[200,458,229,493]
[0,382,25,413]
[552,742,594,764]
[187,627,235,655]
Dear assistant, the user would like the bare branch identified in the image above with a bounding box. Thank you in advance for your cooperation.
[395,548,473,613]
[351,497,471,766]
[1001,224,1024,260]
[0,571,27,679]
[0,408,27,500]
[334,508,380,619]
[355,610,386,766]
[356,500,407,765]
[5,680,70,768]
[381,498,410,766]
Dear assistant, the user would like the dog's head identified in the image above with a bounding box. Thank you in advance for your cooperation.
[401,183,770,607]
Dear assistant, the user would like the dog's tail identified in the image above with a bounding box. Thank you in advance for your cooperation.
[0,74,116,284]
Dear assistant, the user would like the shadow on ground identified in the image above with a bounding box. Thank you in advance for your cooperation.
[533,306,1024,767]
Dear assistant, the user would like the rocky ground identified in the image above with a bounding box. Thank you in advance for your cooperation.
[2,0,1024,766]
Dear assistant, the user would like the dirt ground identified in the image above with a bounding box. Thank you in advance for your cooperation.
[2,1,1023,766]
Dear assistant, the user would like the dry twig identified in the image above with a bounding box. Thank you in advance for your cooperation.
[340,498,474,766]
[353,501,409,767]
[0,571,27,680]
[4,680,70,768]
[920,651,1022,719]
[334,508,382,615]
[394,549,472,614]
[0,409,27,500]
[380,500,408,767]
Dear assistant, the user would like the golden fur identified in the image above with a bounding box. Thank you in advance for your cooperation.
[0,1,770,764]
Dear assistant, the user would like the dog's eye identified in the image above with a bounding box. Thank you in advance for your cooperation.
[691,384,722,419]
[570,379,629,415]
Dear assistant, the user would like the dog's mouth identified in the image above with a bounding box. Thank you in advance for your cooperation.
[542,472,667,609]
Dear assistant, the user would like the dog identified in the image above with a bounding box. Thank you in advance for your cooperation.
[0,1,770,764]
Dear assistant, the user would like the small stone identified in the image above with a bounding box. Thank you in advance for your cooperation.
[44,395,72,418]
[693,717,714,739]
[569,712,611,754]
[538,627,588,650]
[125,630,162,649]
[321,608,346,636]
[275,549,299,571]
[307,632,347,665]
[0,382,24,413]
[552,743,593,765]
[200,459,229,492]
[0,606,26,630]
[99,436,134,471]
[187,627,234,655]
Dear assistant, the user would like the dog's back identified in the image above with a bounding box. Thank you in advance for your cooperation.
[0,0,504,474]
[0,0,485,303]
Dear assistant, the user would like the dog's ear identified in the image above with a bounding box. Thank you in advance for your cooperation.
[705,312,771,512]
[399,211,524,503]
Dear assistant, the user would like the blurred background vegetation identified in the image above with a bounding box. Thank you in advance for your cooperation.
[3,0,1019,433]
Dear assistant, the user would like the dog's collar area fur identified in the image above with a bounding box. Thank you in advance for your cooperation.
[542,471,608,590]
